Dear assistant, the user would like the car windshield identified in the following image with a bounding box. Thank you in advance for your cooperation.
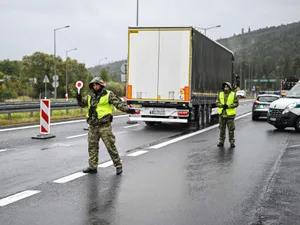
[286,82,300,98]
[257,96,279,102]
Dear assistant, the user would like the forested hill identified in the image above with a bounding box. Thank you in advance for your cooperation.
[217,21,300,80]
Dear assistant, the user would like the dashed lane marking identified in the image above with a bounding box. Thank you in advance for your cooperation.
[0,190,41,207]
[53,172,87,183]
[127,150,148,157]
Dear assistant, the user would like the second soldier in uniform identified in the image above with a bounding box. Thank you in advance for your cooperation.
[76,77,135,175]
[216,82,239,148]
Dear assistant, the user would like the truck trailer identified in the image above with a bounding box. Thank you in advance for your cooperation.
[125,26,238,128]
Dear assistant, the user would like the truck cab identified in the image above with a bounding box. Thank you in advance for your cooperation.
[267,81,300,131]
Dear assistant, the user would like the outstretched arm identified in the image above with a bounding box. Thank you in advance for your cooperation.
[108,92,131,112]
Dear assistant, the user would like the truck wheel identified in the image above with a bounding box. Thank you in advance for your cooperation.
[202,105,207,125]
[145,122,156,127]
[294,117,300,132]
[207,105,212,124]
[196,106,202,130]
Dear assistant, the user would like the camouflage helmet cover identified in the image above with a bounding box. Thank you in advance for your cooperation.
[89,77,106,89]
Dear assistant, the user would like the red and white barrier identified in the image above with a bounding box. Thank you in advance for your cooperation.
[40,99,51,134]
[32,99,55,139]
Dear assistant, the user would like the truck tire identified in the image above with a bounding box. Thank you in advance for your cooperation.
[196,105,203,130]
[206,105,212,124]
[294,117,300,132]
[145,122,156,127]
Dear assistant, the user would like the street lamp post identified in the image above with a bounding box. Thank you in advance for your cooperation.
[99,57,107,66]
[195,25,221,35]
[65,48,77,101]
[54,25,70,100]
[99,57,108,73]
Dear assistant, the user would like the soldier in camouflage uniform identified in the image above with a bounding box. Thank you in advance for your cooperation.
[76,77,136,175]
[216,82,239,148]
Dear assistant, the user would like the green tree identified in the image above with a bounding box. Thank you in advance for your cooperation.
[99,68,110,82]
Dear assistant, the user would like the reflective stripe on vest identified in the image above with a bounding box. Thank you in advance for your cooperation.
[218,92,236,115]
[86,90,114,119]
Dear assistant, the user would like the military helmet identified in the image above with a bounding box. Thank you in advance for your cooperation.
[89,77,106,89]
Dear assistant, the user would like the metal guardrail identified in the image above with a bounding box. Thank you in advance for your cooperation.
[0,101,83,120]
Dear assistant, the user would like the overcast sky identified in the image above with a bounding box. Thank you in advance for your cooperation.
[0,0,299,68]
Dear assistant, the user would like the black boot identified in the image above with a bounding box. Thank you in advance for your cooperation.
[116,167,123,175]
[217,142,224,147]
[230,143,235,148]
[83,167,98,174]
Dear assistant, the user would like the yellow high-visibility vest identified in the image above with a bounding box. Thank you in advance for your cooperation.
[218,92,236,115]
[86,91,114,119]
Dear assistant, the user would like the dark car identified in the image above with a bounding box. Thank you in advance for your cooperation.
[252,94,280,120]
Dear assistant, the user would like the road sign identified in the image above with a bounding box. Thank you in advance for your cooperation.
[53,75,59,81]
[76,81,83,94]
[120,63,127,74]
[43,75,49,83]
[121,74,126,82]
[52,81,59,88]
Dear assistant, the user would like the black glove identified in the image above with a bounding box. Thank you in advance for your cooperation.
[76,93,82,101]
[127,108,136,114]
[223,104,228,109]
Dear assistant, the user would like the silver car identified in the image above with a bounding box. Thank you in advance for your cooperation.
[252,94,280,120]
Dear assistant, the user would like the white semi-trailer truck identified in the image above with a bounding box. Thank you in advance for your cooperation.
[125,26,239,128]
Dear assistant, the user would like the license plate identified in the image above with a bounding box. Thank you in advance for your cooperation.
[150,109,166,115]
[270,117,276,121]
[264,105,269,108]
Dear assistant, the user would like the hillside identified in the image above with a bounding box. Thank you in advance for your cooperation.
[88,21,300,89]
[88,59,126,81]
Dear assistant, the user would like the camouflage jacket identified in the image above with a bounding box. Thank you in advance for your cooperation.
[77,88,129,125]
[216,91,239,118]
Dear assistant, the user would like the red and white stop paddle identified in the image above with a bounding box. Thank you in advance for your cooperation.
[75,81,83,94]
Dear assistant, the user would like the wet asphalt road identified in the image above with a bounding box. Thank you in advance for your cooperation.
[2,100,299,224]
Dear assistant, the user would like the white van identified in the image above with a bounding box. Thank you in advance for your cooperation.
[267,81,300,131]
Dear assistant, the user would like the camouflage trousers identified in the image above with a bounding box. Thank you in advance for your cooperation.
[219,116,235,144]
[87,123,122,169]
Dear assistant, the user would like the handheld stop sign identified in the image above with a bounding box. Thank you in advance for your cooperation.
[76,81,83,94]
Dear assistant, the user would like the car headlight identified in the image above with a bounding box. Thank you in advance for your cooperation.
[282,102,296,114]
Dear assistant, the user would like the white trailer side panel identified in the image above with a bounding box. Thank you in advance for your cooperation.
[158,30,191,101]
[128,30,159,100]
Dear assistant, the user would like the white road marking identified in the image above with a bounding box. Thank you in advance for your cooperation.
[0,190,41,207]
[98,161,113,168]
[0,149,9,153]
[127,150,148,156]
[66,133,88,139]
[0,115,128,132]
[123,124,140,129]
[53,172,87,183]
[149,112,252,149]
